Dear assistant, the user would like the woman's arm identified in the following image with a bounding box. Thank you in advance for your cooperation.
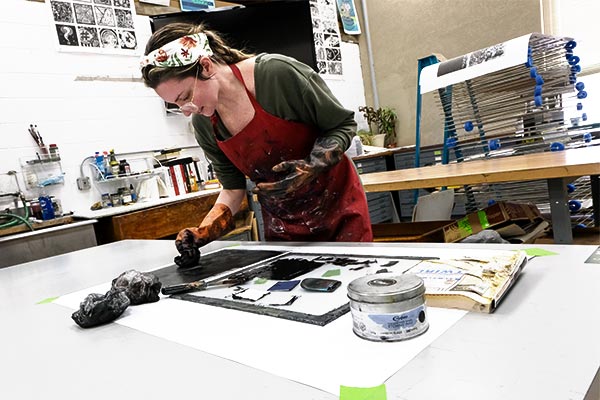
[215,188,246,215]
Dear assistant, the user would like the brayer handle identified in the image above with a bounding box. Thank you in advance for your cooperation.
[161,280,208,295]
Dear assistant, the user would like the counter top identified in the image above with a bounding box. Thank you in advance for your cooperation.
[0,218,97,244]
[73,188,221,219]
[1,240,598,399]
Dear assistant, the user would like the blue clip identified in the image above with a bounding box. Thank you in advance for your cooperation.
[568,55,580,66]
[488,139,501,151]
[534,95,543,107]
[535,75,544,85]
[446,137,458,148]
[582,113,587,121]
[569,74,577,84]
[566,183,575,193]
[577,102,583,111]
[583,133,592,143]
[529,67,537,78]
[534,85,543,96]
[575,82,585,91]
[568,200,581,212]
[577,91,587,99]
[565,40,577,49]
[550,142,565,151]
[464,121,474,132]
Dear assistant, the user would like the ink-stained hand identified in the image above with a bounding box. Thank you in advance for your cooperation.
[174,230,202,268]
[173,203,235,268]
[254,137,343,197]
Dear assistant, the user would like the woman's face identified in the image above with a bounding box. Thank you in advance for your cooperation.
[155,71,217,117]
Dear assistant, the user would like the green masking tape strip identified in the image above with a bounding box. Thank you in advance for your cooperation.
[478,210,490,229]
[340,384,387,400]
[253,278,268,284]
[457,217,472,236]
[322,269,341,277]
[36,296,59,305]
[524,248,559,257]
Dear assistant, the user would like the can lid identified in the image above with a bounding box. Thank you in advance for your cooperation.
[347,273,425,303]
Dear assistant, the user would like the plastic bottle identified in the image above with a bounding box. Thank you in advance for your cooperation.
[189,170,199,192]
[102,151,110,176]
[38,195,55,220]
[129,184,137,202]
[95,152,105,179]
[108,149,120,176]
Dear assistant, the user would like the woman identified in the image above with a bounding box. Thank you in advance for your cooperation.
[140,23,372,267]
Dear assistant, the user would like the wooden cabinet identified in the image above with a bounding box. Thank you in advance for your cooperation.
[94,192,229,244]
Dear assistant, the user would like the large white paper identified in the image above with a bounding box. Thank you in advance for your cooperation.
[420,34,532,94]
[55,245,469,395]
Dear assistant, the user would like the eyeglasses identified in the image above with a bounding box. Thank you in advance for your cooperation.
[179,67,200,114]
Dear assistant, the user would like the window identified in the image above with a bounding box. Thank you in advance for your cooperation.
[543,0,600,124]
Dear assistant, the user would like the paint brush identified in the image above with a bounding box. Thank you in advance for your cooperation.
[34,125,45,145]
[28,124,41,146]
[161,276,245,295]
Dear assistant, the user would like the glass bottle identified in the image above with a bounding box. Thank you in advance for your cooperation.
[108,149,120,177]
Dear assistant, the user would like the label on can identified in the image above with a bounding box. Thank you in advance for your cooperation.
[351,304,428,341]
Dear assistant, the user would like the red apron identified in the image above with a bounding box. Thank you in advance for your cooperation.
[212,64,373,242]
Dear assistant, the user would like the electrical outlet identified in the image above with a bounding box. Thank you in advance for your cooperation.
[77,177,91,191]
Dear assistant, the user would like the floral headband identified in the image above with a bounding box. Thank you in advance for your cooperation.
[139,33,213,69]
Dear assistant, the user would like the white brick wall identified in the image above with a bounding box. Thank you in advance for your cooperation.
[1,0,207,213]
[0,0,366,215]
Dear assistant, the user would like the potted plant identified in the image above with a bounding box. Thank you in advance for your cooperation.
[358,106,397,148]
[378,107,398,148]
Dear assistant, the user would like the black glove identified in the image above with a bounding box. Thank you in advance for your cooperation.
[254,137,343,197]
[174,203,235,268]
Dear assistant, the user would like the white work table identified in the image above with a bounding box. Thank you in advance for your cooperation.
[1,240,598,399]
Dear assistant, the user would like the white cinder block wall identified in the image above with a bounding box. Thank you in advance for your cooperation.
[0,0,366,215]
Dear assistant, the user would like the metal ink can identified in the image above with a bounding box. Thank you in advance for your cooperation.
[347,273,429,342]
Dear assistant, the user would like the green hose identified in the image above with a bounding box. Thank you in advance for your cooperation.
[0,195,32,230]
[0,213,34,231]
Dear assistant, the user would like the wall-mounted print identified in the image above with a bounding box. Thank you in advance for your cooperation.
[99,28,119,48]
[47,0,139,55]
[74,3,95,25]
[55,24,79,46]
[310,0,343,77]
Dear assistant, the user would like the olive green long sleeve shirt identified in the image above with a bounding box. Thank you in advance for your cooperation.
[191,53,357,189]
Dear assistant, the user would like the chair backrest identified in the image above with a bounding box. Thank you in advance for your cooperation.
[412,189,455,222]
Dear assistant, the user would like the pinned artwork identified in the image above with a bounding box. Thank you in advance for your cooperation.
[336,0,361,35]
[47,0,139,54]
[310,0,343,77]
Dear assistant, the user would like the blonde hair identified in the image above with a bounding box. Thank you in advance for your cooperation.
[141,22,253,88]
